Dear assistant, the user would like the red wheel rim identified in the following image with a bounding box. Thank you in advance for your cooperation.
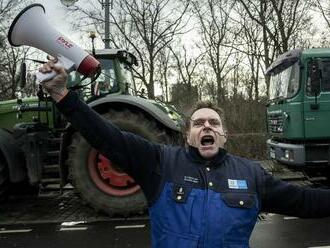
[88,149,140,196]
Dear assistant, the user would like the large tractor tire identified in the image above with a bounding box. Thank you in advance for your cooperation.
[67,109,170,216]
[0,158,9,201]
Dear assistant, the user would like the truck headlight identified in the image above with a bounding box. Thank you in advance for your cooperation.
[284,149,294,161]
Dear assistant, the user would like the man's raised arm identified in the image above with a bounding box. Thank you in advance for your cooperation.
[39,61,164,204]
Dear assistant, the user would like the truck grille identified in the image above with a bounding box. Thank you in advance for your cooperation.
[268,114,284,134]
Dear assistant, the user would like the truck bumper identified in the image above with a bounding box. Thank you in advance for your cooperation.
[266,139,305,166]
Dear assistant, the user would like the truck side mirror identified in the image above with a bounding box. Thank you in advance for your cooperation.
[308,60,321,96]
[307,59,321,110]
[19,62,27,89]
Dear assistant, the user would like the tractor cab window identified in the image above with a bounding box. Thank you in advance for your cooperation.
[269,62,300,100]
[67,58,117,97]
[93,58,117,95]
[118,62,134,94]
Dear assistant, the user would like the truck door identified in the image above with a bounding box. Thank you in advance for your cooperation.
[304,58,330,139]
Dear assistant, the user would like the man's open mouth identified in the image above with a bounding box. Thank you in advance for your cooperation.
[201,135,214,146]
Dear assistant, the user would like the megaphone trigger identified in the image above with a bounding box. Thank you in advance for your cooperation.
[36,55,75,83]
[46,55,57,62]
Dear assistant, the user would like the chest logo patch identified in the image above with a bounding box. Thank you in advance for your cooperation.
[184,176,199,184]
[228,179,248,189]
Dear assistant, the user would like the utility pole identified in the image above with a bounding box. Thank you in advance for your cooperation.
[103,0,110,49]
[60,0,111,49]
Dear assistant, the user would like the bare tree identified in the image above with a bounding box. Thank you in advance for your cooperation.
[170,46,204,91]
[0,0,31,100]
[234,11,264,100]
[69,0,189,99]
[112,0,190,98]
[166,44,205,108]
[236,0,312,96]
[237,0,312,54]
[156,48,172,102]
[314,0,330,32]
[192,0,238,104]
[0,0,23,30]
[0,38,30,100]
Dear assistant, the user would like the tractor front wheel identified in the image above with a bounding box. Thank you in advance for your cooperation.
[67,109,169,216]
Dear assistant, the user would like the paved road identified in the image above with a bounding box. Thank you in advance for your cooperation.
[1,214,330,248]
[251,214,330,248]
[0,220,150,248]
[1,184,330,248]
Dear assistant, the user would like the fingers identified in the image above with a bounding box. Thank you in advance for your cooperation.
[53,64,66,74]
[38,56,62,74]
[39,61,54,73]
[39,64,51,73]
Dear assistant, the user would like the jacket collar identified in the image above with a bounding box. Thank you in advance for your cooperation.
[186,145,228,165]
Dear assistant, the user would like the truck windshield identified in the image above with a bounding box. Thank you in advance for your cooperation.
[269,62,299,100]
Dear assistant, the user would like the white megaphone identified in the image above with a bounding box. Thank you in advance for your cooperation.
[7,3,100,82]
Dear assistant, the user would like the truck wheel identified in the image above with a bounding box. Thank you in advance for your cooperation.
[68,109,170,216]
[0,159,9,201]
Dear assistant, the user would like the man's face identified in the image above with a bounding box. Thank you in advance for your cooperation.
[186,108,227,159]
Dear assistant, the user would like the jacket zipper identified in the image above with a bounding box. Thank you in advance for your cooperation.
[202,161,211,247]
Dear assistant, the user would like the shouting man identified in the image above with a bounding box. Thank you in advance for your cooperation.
[39,61,330,248]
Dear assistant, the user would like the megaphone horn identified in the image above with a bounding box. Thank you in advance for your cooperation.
[7,4,100,82]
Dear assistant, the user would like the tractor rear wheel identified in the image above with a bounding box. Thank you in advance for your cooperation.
[67,109,170,216]
[0,159,9,201]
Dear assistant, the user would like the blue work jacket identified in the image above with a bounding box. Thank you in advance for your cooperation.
[148,146,260,247]
[57,91,330,248]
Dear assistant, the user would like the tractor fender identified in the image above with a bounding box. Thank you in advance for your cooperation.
[0,129,26,183]
[59,95,183,179]
[88,94,183,132]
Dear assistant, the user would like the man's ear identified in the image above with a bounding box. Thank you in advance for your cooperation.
[223,133,227,144]
[220,131,227,146]
[186,131,191,145]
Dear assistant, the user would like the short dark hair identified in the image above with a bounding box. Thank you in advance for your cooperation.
[184,101,226,134]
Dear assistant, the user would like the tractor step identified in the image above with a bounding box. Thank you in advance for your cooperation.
[47,150,60,157]
[41,178,61,184]
[39,136,63,196]
[43,164,61,173]
[39,178,63,196]
[47,137,61,144]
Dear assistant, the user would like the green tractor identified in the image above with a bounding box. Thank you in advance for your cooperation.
[0,48,183,216]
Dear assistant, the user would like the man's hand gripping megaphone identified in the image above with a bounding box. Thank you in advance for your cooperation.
[39,56,69,102]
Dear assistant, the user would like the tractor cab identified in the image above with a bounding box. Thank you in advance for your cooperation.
[67,49,138,99]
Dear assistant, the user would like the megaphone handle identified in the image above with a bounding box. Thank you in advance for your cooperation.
[36,55,75,83]
[36,69,59,82]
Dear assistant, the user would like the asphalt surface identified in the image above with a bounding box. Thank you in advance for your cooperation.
[251,214,330,248]
[0,220,151,248]
[0,190,114,225]
[1,161,330,247]
[1,212,330,248]
[0,190,150,247]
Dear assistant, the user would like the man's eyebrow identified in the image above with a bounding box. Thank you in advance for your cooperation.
[190,117,220,120]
